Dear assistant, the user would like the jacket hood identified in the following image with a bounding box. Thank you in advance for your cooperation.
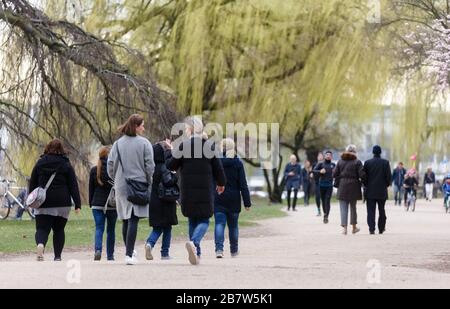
[221,156,240,168]
[341,152,357,161]
[37,154,70,174]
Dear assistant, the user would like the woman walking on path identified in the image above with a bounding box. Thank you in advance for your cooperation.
[165,116,226,265]
[107,114,155,265]
[284,155,302,211]
[30,139,81,261]
[312,153,324,216]
[214,138,251,259]
[145,142,178,261]
[333,145,366,235]
[89,146,117,261]
[313,151,336,224]
[423,168,436,202]
[302,160,312,206]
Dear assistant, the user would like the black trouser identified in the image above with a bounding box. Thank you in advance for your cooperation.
[287,189,299,210]
[366,199,387,233]
[122,211,140,258]
[320,186,333,219]
[35,214,68,259]
[303,182,310,206]
[315,182,321,211]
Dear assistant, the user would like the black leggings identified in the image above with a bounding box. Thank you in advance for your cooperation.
[122,211,140,258]
[35,215,68,259]
[287,189,299,210]
[320,186,333,219]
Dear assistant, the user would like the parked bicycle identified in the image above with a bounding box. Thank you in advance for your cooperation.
[0,179,34,220]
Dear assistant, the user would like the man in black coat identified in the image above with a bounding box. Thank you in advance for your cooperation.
[165,116,226,265]
[363,145,392,235]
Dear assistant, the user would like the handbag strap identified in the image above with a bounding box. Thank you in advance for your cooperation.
[44,172,57,190]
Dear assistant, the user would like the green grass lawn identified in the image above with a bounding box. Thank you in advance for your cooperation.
[0,198,285,254]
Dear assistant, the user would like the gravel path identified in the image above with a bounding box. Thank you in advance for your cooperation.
[1,199,450,289]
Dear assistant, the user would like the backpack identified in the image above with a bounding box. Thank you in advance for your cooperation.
[157,164,180,202]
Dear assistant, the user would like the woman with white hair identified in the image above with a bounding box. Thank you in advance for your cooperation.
[214,138,251,258]
[333,145,366,235]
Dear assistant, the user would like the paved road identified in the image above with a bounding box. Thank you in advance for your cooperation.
[1,199,450,289]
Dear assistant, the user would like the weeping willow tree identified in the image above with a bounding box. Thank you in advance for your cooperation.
[41,0,392,201]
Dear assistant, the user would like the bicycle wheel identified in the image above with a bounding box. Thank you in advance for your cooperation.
[0,198,11,220]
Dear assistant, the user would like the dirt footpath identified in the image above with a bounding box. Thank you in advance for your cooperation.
[1,199,450,289]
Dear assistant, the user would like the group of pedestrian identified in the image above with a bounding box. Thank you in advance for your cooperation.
[29,115,252,265]
[282,156,314,211]
[286,145,392,235]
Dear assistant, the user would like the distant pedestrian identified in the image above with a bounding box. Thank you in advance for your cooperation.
[284,155,302,211]
[313,151,336,224]
[423,167,436,202]
[301,160,312,206]
[312,153,324,217]
[363,145,392,235]
[392,162,406,206]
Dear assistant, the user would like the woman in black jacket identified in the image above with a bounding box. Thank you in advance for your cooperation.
[214,138,251,258]
[89,146,117,261]
[29,139,81,261]
[145,142,178,261]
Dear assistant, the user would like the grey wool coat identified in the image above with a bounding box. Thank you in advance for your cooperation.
[107,135,155,220]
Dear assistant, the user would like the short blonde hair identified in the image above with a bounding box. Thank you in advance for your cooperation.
[345,144,357,153]
[221,138,236,158]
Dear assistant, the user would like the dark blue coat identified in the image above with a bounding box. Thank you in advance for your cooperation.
[214,156,251,213]
[392,167,406,187]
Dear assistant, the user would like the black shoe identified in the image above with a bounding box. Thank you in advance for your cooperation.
[94,250,101,261]
[323,217,329,224]
[54,257,62,262]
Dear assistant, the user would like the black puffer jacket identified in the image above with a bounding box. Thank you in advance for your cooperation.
[29,154,81,209]
[89,158,113,207]
[149,144,178,227]
[166,137,227,219]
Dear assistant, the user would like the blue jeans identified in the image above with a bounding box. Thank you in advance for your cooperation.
[146,226,172,257]
[214,212,239,254]
[92,209,117,260]
[188,218,210,257]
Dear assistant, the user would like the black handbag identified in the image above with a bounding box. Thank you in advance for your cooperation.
[116,144,150,206]
[158,164,180,202]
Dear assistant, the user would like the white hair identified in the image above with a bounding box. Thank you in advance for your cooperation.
[221,138,236,158]
[184,116,204,135]
[345,144,357,153]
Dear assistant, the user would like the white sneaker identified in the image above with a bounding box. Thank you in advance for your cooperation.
[133,250,138,258]
[125,255,138,265]
[186,241,199,265]
[216,251,224,259]
[37,244,44,262]
[145,244,153,260]
[342,227,348,235]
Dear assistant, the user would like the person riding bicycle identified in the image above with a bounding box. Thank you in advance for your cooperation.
[403,169,418,206]
[443,174,450,208]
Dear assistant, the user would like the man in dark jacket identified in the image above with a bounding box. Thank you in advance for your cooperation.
[312,151,336,224]
[392,162,406,206]
[363,145,392,235]
[165,117,226,265]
